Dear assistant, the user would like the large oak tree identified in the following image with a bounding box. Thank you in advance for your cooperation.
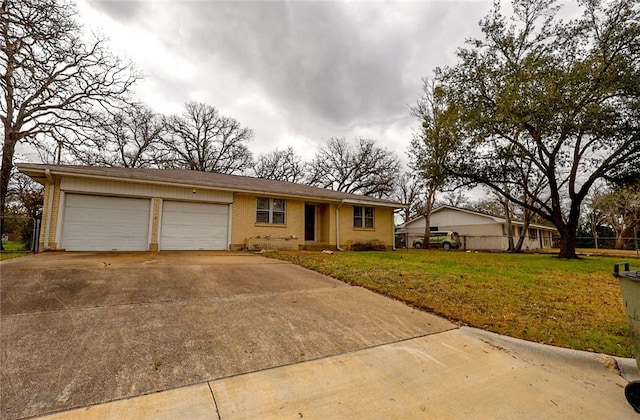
[253,146,305,183]
[161,102,253,174]
[69,103,166,168]
[0,0,138,247]
[307,137,400,198]
[433,0,640,258]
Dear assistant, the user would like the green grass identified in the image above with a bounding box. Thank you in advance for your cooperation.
[270,250,635,358]
[0,241,31,261]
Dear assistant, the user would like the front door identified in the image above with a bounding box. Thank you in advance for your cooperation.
[305,204,316,241]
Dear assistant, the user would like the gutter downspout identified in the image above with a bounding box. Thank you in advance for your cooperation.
[336,201,344,251]
[44,169,54,250]
[392,209,399,251]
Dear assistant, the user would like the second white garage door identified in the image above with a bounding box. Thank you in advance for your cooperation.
[160,201,229,250]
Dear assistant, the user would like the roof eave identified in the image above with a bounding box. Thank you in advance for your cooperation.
[342,198,407,209]
[16,163,404,208]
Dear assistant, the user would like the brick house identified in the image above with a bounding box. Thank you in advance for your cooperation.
[17,164,403,252]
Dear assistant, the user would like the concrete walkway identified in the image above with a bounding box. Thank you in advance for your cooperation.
[39,327,639,419]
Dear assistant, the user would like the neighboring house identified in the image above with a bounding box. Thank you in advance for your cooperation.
[17,163,404,252]
[396,205,557,251]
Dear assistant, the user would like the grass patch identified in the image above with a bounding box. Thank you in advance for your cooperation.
[0,241,31,261]
[270,249,635,357]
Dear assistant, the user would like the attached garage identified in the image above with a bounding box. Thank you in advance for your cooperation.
[18,164,404,253]
[160,201,229,250]
[61,194,151,251]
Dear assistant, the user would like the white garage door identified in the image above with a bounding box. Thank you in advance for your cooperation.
[160,201,229,250]
[61,194,151,251]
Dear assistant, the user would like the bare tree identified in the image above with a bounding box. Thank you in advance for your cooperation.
[68,103,166,168]
[2,170,42,250]
[5,171,42,217]
[307,137,400,198]
[162,102,253,174]
[582,185,607,249]
[469,195,505,217]
[253,147,305,183]
[592,185,640,249]
[436,191,469,208]
[393,171,423,223]
[1,0,138,248]
[409,80,461,248]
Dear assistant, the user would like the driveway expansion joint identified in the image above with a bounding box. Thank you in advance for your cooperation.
[207,382,221,420]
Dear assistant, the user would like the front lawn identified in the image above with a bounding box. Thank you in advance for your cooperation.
[270,250,635,358]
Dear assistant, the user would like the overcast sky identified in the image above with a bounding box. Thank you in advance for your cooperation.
[72,0,501,166]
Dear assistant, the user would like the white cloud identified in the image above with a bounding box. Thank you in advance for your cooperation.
[79,0,495,165]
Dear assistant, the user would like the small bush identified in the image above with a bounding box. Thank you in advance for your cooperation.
[351,242,387,251]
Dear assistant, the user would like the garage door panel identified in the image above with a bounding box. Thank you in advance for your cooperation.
[61,194,150,251]
[160,201,228,250]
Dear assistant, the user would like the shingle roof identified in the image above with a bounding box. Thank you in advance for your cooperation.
[16,163,404,207]
[397,204,556,230]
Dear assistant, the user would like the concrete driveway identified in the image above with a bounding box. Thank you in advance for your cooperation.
[1,252,455,419]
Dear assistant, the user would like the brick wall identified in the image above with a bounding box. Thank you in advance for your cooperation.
[338,205,394,249]
[149,197,162,251]
[230,194,305,250]
[39,176,62,250]
[38,177,396,252]
[315,203,333,247]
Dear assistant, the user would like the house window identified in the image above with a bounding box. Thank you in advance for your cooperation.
[353,206,374,228]
[256,198,286,224]
[528,228,538,239]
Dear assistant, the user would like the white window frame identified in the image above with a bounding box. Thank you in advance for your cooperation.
[353,206,375,229]
[256,198,286,225]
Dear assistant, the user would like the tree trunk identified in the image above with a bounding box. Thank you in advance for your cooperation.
[590,213,599,249]
[514,224,527,252]
[557,227,579,258]
[421,190,437,250]
[423,212,431,249]
[1,131,18,251]
[514,208,532,252]
[502,198,514,251]
[614,227,631,250]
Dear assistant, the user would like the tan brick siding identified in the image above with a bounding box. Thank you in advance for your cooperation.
[38,176,396,252]
[338,205,394,249]
[149,198,162,251]
[37,181,51,250]
[315,204,333,246]
[39,177,62,250]
[230,194,305,250]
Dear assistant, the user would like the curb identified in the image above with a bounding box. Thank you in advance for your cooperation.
[460,326,640,382]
